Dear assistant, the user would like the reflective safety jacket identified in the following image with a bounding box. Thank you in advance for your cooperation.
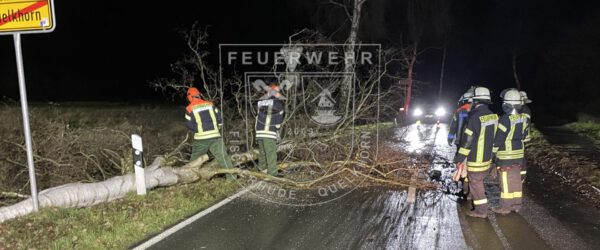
[493,112,526,165]
[520,105,532,143]
[185,99,222,140]
[448,103,471,146]
[454,104,498,172]
[256,98,285,140]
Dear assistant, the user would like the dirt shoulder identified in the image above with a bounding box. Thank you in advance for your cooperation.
[526,129,600,207]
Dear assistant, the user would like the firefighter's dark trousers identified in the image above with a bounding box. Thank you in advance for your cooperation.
[191,138,235,180]
[257,138,278,176]
[467,164,491,213]
[498,163,523,211]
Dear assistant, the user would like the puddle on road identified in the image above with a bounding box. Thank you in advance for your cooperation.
[391,123,465,197]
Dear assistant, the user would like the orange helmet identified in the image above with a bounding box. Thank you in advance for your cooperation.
[187,87,201,102]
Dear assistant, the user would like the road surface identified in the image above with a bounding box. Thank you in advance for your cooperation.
[134,124,598,250]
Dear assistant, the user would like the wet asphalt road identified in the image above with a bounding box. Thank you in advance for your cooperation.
[146,188,465,250]
[136,124,599,250]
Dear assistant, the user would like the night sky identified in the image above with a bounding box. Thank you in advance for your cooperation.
[1,0,599,120]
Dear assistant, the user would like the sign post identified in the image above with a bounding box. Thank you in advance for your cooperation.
[13,33,39,211]
[2,0,56,212]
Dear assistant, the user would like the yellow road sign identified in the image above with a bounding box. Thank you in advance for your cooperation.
[0,0,55,34]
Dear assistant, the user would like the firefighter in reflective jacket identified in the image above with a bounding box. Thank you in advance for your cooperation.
[448,88,474,146]
[256,85,285,176]
[491,88,526,214]
[519,91,533,180]
[185,87,235,180]
[454,86,498,218]
[449,88,474,200]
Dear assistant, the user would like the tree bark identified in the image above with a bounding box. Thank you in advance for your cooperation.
[404,45,417,115]
[341,0,365,105]
[438,46,447,100]
[512,50,521,90]
[0,151,256,223]
[0,148,313,223]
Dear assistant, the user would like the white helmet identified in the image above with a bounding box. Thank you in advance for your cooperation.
[459,89,474,103]
[520,91,532,104]
[472,86,492,103]
[501,88,523,105]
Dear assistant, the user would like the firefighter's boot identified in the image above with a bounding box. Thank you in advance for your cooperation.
[466,210,488,219]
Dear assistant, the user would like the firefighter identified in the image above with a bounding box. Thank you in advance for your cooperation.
[256,84,285,176]
[448,88,474,146]
[449,87,474,200]
[491,88,526,214]
[454,86,498,218]
[185,87,235,180]
[520,91,533,180]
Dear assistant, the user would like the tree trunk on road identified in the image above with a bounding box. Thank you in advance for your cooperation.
[0,151,254,223]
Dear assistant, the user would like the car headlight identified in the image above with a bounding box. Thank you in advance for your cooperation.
[413,108,423,117]
[435,107,446,117]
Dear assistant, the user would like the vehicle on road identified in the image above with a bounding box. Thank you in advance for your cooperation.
[407,103,450,124]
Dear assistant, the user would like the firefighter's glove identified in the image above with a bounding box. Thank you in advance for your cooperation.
[452,162,465,182]
[490,165,498,180]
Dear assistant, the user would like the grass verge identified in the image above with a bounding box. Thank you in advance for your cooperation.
[0,179,239,249]
[527,128,600,206]
[565,121,600,144]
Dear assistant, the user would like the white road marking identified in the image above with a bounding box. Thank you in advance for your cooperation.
[132,183,256,250]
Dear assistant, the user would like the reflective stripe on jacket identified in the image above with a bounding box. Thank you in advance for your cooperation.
[493,112,526,165]
[256,98,284,140]
[185,100,222,140]
[520,105,532,143]
[454,104,498,171]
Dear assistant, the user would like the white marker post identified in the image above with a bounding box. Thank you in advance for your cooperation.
[132,134,146,195]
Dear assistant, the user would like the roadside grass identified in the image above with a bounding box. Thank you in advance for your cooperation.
[528,128,600,203]
[565,121,600,144]
[0,179,239,249]
[0,104,187,199]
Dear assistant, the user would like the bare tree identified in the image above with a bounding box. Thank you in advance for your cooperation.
[149,22,220,101]
[512,49,521,90]
[438,45,447,99]
[511,2,523,90]
[433,0,453,100]
[329,0,367,121]
[399,40,418,115]
[399,0,451,112]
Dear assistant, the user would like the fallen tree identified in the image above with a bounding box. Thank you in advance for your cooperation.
[0,140,435,223]
[0,150,260,223]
